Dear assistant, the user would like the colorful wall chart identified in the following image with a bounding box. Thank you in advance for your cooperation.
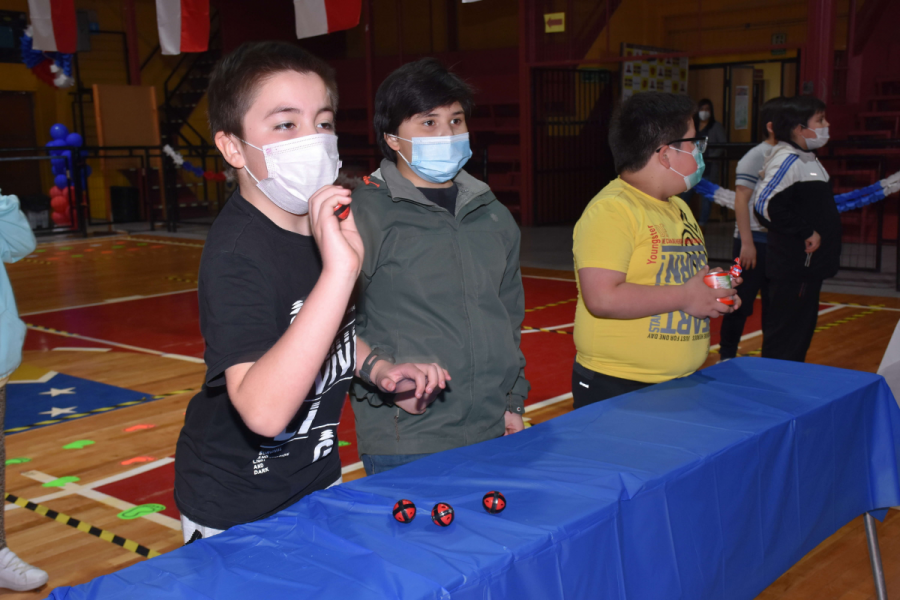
[620,43,689,100]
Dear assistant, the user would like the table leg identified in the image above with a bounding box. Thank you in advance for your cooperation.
[865,512,889,600]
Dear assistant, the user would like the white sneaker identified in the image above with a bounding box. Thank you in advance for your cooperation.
[0,547,48,591]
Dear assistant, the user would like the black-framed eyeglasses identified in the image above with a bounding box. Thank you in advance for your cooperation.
[656,137,708,153]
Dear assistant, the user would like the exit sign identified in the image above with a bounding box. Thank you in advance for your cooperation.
[544,12,565,33]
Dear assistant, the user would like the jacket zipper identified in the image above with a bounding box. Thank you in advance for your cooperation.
[394,412,399,442]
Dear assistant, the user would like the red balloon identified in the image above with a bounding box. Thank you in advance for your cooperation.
[51,211,71,226]
[49,186,64,197]
[50,196,68,212]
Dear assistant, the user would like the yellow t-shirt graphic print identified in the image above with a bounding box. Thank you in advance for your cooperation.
[573,178,710,384]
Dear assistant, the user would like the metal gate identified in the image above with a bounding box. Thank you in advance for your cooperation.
[531,67,616,225]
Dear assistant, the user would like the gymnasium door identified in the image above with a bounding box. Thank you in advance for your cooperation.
[531,68,616,225]
[0,91,42,198]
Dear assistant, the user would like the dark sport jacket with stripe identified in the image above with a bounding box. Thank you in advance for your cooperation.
[349,159,530,456]
[752,141,841,281]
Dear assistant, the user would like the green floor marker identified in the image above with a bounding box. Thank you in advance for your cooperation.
[112,245,124,249]
[42,476,80,488]
[338,440,351,447]
[71,254,83,258]
[118,504,165,520]
[136,243,147,246]
[63,440,95,450]
[60,246,72,250]
[5,458,30,465]
[35,249,46,253]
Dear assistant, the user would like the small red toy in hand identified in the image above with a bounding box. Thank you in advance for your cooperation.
[333,203,351,220]
[728,258,742,280]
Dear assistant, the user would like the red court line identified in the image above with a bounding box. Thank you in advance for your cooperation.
[26,293,204,358]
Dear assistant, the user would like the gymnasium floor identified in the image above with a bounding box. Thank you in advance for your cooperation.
[3,232,899,598]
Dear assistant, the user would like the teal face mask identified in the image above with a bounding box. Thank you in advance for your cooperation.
[669,146,706,192]
[392,132,473,183]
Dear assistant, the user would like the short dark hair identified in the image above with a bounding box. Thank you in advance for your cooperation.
[207,41,338,140]
[609,92,696,174]
[771,95,826,143]
[759,96,785,138]
[374,58,474,162]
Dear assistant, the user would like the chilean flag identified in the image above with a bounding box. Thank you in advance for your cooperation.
[156,0,210,55]
[27,0,77,53]
[294,0,361,40]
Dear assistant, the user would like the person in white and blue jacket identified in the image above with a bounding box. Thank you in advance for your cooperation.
[752,96,842,362]
[0,190,49,591]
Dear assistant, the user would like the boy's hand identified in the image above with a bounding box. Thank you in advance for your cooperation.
[682,266,738,319]
[739,241,757,270]
[308,185,363,278]
[504,411,524,436]
[370,361,451,415]
[805,231,821,254]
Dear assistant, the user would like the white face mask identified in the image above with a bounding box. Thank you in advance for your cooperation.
[802,125,829,150]
[698,110,711,122]
[241,134,341,215]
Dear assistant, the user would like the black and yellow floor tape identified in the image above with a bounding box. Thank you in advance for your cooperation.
[166,276,198,284]
[720,304,882,357]
[5,389,195,435]
[525,298,577,313]
[4,493,161,558]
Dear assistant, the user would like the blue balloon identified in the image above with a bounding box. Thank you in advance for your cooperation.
[183,160,193,170]
[51,160,66,175]
[84,165,93,177]
[50,123,69,141]
[46,139,65,156]
[65,132,84,147]
[60,150,72,165]
[54,174,68,188]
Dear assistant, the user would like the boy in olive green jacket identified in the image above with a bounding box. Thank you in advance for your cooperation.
[350,58,530,475]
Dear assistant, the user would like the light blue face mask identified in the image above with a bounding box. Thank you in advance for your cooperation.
[392,132,473,183]
[669,145,706,192]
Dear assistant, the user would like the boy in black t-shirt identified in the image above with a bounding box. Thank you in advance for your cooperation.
[174,42,449,543]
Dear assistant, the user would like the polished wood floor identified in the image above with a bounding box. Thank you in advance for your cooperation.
[2,235,898,598]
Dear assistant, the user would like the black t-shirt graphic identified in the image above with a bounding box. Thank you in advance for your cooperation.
[175,192,355,530]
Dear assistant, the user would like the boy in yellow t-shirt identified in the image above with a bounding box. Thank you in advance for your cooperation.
[572,92,741,408]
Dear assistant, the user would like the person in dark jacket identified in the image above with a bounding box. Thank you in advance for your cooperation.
[752,95,841,362]
[350,58,530,475]
[694,99,728,225]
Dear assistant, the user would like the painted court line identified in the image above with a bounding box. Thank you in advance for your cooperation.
[16,470,180,531]
[6,458,176,513]
[52,347,111,352]
[521,322,574,334]
[25,324,204,363]
[35,236,127,249]
[522,274,576,282]
[342,461,364,475]
[20,288,198,317]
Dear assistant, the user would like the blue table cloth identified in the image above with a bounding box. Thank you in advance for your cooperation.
[48,358,900,599]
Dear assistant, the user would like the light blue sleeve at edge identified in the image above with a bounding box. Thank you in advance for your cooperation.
[0,192,37,264]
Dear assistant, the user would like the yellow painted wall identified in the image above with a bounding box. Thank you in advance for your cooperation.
[585,0,848,68]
